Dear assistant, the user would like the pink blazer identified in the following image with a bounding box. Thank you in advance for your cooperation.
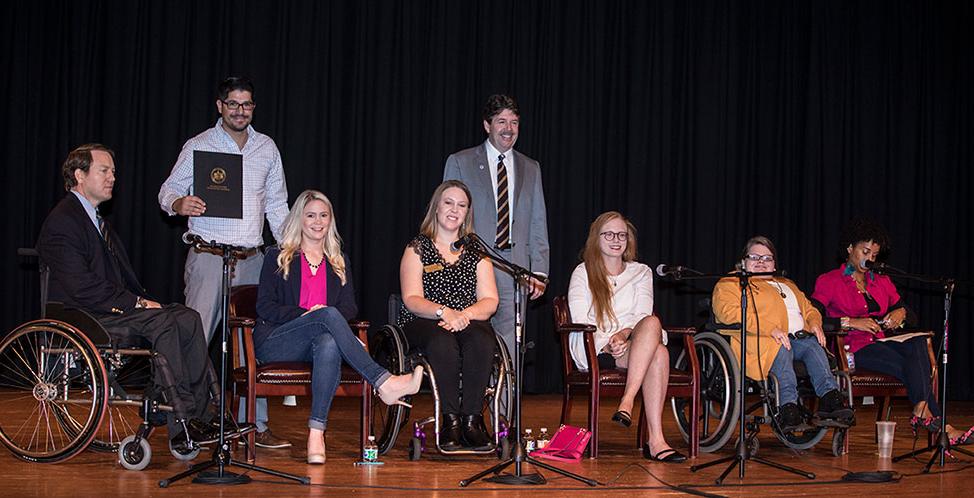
[812,266,902,353]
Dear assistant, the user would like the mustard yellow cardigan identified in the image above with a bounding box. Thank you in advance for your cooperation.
[711,276,823,380]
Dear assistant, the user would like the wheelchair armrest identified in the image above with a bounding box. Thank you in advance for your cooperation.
[556,323,596,334]
[230,317,255,328]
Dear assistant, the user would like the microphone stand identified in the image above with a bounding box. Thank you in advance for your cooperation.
[670,268,815,484]
[458,234,597,488]
[875,265,974,470]
[160,237,309,487]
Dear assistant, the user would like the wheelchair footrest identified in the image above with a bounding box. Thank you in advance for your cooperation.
[811,416,855,428]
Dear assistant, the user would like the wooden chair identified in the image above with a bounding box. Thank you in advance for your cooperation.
[553,296,700,458]
[228,284,372,462]
[829,330,938,453]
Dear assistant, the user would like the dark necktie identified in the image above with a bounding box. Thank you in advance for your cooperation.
[96,210,116,256]
[495,154,510,249]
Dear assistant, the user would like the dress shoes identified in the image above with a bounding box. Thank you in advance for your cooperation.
[439,413,463,450]
[186,418,220,444]
[461,414,493,449]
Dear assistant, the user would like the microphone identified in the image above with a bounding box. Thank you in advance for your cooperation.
[451,234,475,252]
[656,264,685,277]
[862,260,886,271]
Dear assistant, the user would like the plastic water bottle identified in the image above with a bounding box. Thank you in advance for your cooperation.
[844,345,856,370]
[537,427,550,449]
[523,429,536,452]
[363,435,379,462]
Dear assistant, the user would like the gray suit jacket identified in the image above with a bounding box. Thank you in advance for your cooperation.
[443,141,550,275]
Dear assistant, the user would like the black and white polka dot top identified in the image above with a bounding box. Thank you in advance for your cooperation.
[397,234,481,327]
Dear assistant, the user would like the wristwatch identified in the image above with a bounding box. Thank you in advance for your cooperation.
[435,305,446,318]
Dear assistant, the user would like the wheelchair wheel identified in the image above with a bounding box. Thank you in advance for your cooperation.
[485,334,513,435]
[169,437,200,461]
[765,378,828,450]
[0,320,109,463]
[118,435,151,471]
[671,331,740,453]
[369,325,409,455]
[831,429,846,457]
[90,354,155,453]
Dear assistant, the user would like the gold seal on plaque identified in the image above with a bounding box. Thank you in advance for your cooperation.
[210,167,227,184]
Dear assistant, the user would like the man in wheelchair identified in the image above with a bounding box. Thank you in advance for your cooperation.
[713,236,854,433]
[36,144,229,452]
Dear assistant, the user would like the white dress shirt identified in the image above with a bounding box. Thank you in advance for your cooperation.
[158,119,289,247]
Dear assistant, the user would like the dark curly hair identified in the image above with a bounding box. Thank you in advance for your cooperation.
[482,94,519,123]
[837,217,890,262]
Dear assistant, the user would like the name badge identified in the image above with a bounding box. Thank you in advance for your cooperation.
[423,263,445,273]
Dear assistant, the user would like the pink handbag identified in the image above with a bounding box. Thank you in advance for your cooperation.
[529,424,591,462]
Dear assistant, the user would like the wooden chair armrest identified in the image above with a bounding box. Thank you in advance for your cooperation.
[230,317,255,328]
[556,323,596,334]
[349,320,370,350]
[823,328,848,337]
[664,326,696,336]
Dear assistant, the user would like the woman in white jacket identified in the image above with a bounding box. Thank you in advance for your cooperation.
[567,211,684,463]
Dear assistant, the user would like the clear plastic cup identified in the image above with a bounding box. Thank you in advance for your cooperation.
[876,421,896,458]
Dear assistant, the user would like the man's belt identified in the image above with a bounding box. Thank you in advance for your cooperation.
[193,245,261,259]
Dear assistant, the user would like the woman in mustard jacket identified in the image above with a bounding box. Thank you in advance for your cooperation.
[712,236,852,431]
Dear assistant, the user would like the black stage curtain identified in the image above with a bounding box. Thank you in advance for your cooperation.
[3,1,972,397]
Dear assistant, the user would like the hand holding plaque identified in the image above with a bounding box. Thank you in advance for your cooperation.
[193,151,243,219]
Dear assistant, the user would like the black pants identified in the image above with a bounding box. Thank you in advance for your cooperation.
[98,303,216,436]
[856,336,939,416]
[401,318,496,416]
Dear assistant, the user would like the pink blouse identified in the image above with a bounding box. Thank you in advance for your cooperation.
[299,255,328,310]
[811,266,901,353]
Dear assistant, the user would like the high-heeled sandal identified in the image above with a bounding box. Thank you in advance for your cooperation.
[950,426,974,446]
[909,415,943,435]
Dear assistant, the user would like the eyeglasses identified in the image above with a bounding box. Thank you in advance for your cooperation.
[221,100,256,111]
[745,254,775,263]
[600,231,628,242]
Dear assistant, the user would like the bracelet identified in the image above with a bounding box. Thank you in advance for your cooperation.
[134,296,147,309]
[839,317,850,330]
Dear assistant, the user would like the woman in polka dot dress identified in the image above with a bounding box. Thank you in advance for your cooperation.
[398,180,499,450]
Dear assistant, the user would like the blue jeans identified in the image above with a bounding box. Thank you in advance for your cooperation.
[769,336,837,405]
[855,337,939,416]
[255,307,391,430]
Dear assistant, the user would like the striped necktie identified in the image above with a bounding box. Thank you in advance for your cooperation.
[495,154,510,249]
[96,210,115,256]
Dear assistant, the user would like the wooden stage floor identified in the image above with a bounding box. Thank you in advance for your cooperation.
[1,394,971,497]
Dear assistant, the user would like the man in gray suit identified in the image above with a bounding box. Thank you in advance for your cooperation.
[443,94,550,363]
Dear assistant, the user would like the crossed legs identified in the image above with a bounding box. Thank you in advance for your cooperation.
[613,315,674,455]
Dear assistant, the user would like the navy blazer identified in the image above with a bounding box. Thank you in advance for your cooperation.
[254,246,357,345]
[37,194,146,316]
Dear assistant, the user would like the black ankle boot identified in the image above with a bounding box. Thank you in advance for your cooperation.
[440,413,463,449]
[461,414,492,449]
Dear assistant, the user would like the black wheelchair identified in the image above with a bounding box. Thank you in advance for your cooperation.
[367,296,514,460]
[0,250,215,470]
[670,327,853,457]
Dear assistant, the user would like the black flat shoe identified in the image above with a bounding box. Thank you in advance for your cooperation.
[611,410,632,428]
[642,444,687,463]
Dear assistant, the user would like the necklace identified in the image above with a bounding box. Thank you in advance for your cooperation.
[304,253,322,271]
[770,279,787,298]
